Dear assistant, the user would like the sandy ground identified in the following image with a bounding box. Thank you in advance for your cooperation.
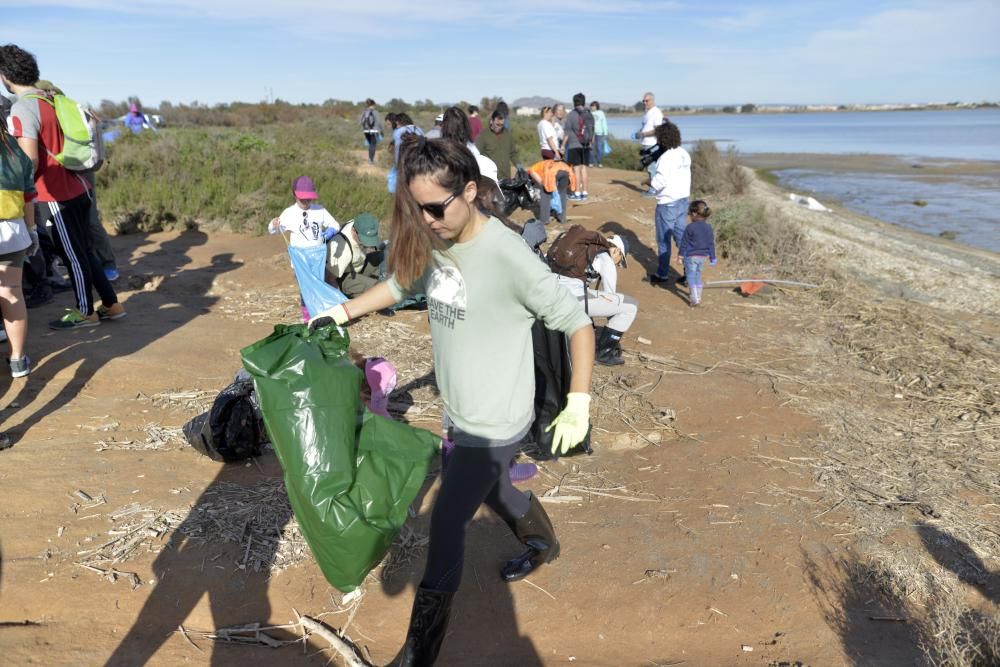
[0,165,995,666]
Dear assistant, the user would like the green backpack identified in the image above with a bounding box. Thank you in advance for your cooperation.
[24,93,104,172]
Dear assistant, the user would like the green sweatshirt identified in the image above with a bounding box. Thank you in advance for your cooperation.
[388,217,590,442]
[475,128,518,180]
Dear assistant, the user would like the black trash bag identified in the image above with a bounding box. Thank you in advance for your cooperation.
[498,167,538,216]
[523,320,593,461]
[183,372,268,463]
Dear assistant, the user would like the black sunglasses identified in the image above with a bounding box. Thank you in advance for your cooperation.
[418,192,460,220]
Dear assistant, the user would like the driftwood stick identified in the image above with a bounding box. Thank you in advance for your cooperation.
[298,614,372,667]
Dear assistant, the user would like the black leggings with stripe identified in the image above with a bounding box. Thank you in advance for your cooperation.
[38,192,118,316]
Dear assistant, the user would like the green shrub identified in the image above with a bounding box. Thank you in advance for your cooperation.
[97,121,391,233]
[712,200,807,274]
[691,140,751,198]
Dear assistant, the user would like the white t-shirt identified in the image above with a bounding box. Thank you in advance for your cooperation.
[553,119,565,145]
[537,119,557,152]
[269,203,340,247]
[641,106,664,147]
[650,147,692,204]
[557,252,618,298]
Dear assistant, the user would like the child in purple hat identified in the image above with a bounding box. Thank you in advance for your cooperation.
[268,175,341,320]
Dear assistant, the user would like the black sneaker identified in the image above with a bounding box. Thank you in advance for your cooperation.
[648,274,669,285]
[676,275,688,286]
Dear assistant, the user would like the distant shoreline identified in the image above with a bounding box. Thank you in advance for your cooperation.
[606,104,999,118]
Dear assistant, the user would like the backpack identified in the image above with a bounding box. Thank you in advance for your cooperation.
[545,224,611,280]
[183,373,268,463]
[362,109,376,131]
[575,109,591,146]
[24,93,104,172]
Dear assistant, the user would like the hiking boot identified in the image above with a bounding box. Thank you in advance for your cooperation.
[501,492,560,582]
[49,309,100,330]
[96,303,127,321]
[8,355,30,379]
[25,283,54,308]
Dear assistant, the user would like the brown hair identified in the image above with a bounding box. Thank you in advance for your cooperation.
[540,105,552,118]
[389,138,499,288]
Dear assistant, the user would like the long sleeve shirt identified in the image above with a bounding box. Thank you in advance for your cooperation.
[650,147,691,204]
[679,220,716,261]
[388,217,590,441]
[475,127,519,179]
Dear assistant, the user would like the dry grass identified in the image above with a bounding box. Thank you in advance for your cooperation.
[691,140,752,198]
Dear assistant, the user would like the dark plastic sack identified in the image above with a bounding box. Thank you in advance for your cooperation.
[240,324,439,592]
[183,376,266,463]
[524,320,592,461]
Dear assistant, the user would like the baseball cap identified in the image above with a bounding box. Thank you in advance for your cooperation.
[434,113,444,123]
[476,154,499,187]
[353,213,381,247]
[292,175,318,200]
[608,234,629,268]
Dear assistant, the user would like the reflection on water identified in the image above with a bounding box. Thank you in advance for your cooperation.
[774,169,1000,253]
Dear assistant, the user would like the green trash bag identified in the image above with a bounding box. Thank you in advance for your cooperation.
[240,324,439,592]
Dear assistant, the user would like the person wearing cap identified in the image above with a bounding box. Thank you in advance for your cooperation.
[326,212,385,298]
[268,176,341,319]
[425,113,444,139]
[124,102,155,134]
[556,233,638,365]
[475,109,519,180]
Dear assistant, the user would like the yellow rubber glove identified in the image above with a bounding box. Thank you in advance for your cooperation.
[307,303,350,332]
[546,393,591,455]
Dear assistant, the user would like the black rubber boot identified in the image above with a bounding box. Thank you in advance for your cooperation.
[501,492,561,582]
[391,586,455,667]
[596,328,625,366]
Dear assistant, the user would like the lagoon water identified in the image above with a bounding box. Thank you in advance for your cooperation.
[607,110,1000,252]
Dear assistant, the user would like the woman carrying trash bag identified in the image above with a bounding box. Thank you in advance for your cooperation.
[309,137,594,666]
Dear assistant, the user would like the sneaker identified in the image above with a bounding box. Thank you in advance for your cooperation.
[676,275,688,286]
[49,309,100,330]
[47,275,72,292]
[648,274,669,285]
[581,191,589,200]
[568,193,583,201]
[96,303,127,321]
[8,355,30,378]
[641,190,657,198]
[104,267,119,282]
[0,432,11,452]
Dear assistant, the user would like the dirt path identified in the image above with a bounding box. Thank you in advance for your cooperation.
[0,166,981,666]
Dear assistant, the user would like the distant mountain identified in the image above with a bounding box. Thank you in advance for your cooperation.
[512,95,630,110]
[512,96,562,108]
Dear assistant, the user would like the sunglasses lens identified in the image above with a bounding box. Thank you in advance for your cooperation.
[422,204,444,219]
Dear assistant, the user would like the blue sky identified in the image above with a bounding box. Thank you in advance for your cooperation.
[2,0,998,108]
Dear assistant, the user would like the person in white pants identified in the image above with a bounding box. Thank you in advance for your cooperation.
[557,234,638,366]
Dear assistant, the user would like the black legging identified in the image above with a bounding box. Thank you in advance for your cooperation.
[364,132,378,163]
[421,441,530,592]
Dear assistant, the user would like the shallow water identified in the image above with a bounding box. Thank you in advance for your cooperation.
[774,169,1000,253]
[606,110,1000,252]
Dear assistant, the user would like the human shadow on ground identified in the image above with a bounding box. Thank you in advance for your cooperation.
[917,522,999,604]
[6,231,241,444]
[379,478,544,667]
[599,220,690,303]
[801,548,925,666]
[103,459,306,666]
[609,179,645,194]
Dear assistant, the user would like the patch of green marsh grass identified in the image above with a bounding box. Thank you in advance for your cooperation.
[96,119,391,233]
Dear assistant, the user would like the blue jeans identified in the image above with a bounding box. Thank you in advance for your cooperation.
[654,199,688,278]
[591,135,606,166]
[683,256,707,288]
